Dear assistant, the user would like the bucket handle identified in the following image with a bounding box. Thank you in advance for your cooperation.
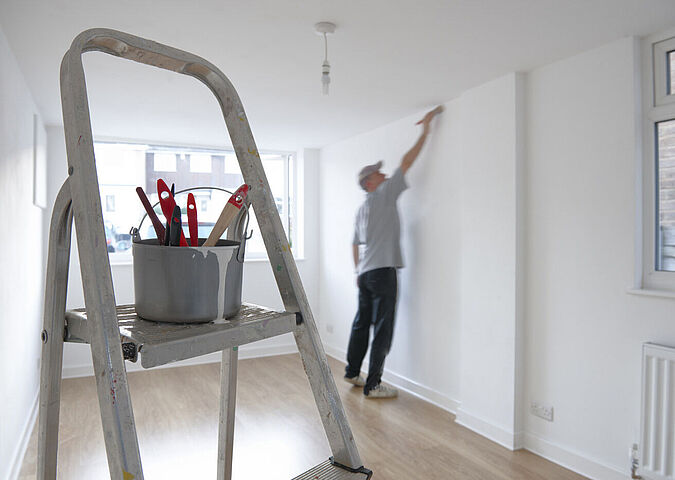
[131,186,252,262]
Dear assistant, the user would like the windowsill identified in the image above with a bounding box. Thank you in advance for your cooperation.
[110,257,306,267]
[626,288,675,300]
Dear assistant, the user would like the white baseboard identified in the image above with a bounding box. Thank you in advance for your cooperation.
[523,432,627,480]
[455,407,519,451]
[8,389,39,480]
[323,344,460,414]
[62,342,298,378]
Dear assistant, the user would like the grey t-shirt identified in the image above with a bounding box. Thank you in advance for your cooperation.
[353,167,408,275]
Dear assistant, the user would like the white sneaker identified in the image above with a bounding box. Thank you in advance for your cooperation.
[365,384,398,398]
[344,375,366,387]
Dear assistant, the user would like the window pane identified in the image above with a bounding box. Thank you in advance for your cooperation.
[669,51,675,95]
[95,143,147,260]
[656,120,675,271]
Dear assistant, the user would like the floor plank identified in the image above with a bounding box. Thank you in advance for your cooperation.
[19,353,587,479]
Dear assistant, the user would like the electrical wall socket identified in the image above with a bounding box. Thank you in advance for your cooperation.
[530,401,554,422]
[326,324,334,334]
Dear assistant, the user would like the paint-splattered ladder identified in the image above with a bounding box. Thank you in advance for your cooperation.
[38,28,371,480]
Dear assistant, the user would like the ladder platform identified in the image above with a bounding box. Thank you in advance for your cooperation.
[292,460,372,479]
[64,304,296,368]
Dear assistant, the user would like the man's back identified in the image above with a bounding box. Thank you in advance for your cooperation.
[353,167,408,275]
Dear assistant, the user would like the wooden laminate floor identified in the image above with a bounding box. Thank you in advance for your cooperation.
[19,354,587,479]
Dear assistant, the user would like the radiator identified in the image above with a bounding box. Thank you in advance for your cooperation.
[641,343,675,479]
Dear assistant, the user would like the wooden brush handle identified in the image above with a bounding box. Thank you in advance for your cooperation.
[203,203,240,247]
[203,184,249,247]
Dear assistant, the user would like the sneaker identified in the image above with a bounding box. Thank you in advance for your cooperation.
[364,384,398,399]
[344,375,366,387]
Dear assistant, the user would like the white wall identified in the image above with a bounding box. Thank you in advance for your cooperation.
[524,37,675,478]
[319,35,675,480]
[456,73,524,450]
[45,127,320,376]
[318,73,524,440]
[0,27,46,480]
[319,102,464,411]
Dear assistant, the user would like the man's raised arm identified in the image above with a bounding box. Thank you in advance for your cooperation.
[400,105,444,174]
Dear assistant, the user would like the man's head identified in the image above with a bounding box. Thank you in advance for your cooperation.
[358,160,386,192]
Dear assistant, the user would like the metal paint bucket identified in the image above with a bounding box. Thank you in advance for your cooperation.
[131,186,249,323]
[132,238,244,323]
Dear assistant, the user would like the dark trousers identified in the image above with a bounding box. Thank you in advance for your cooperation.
[345,267,397,393]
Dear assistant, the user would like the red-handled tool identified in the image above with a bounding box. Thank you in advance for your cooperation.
[136,187,165,241]
[187,193,198,247]
[157,179,188,246]
[203,184,249,247]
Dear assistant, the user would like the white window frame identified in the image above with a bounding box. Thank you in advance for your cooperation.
[640,29,675,293]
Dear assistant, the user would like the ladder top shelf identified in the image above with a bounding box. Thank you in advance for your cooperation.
[65,304,296,368]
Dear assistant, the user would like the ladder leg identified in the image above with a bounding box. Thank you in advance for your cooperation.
[37,182,72,480]
[217,347,238,480]
[88,315,143,480]
[293,318,362,468]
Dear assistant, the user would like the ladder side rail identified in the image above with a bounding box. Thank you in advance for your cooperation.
[60,36,143,480]
[62,28,362,471]
[37,181,73,479]
[219,101,363,469]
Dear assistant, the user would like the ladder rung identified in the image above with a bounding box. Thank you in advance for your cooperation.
[292,460,372,480]
[65,303,296,368]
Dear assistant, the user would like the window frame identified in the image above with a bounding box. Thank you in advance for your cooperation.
[93,137,299,265]
[640,30,675,292]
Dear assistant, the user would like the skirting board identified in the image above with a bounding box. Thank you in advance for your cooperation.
[455,408,520,451]
[523,433,627,480]
[62,342,298,378]
[323,344,460,414]
[8,390,38,480]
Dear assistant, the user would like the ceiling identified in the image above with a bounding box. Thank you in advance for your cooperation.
[2,0,675,150]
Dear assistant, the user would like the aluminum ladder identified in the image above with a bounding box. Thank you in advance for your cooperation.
[37,28,372,480]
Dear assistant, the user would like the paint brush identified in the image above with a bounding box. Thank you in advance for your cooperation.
[187,193,198,247]
[203,184,249,247]
[169,205,182,246]
[157,179,188,246]
[136,187,165,242]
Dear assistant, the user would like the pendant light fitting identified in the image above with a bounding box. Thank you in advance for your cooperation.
[314,22,336,95]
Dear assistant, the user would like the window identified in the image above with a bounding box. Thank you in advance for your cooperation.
[153,152,176,172]
[105,195,115,212]
[94,141,297,264]
[656,120,675,272]
[641,32,675,291]
[189,153,212,173]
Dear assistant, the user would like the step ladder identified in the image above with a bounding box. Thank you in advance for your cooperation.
[37,28,372,480]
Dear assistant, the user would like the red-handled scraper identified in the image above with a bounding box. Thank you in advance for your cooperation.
[187,193,198,247]
[203,184,249,247]
[157,179,188,246]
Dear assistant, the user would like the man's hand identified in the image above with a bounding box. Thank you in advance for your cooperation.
[415,105,444,134]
